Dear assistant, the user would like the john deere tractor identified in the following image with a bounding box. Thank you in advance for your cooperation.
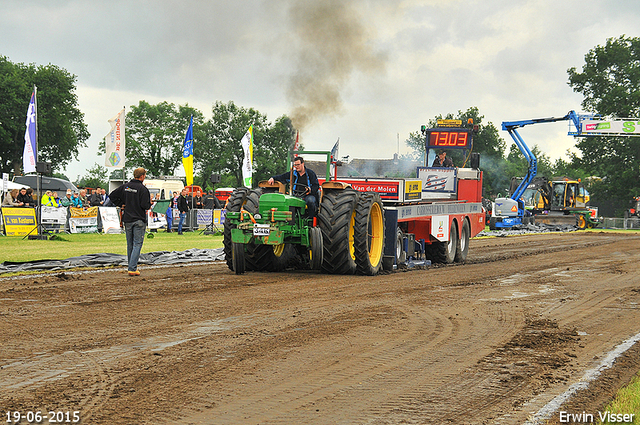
[224,184,323,274]
[223,151,386,275]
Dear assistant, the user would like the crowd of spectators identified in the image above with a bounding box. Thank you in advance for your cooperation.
[1,186,112,210]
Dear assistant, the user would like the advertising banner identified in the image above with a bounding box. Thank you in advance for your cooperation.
[417,167,457,193]
[1,207,37,236]
[104,109,125,168]
[69,207,99,233]
[581,119,640,135]
[41,206,67,225]
[99,207,121,234]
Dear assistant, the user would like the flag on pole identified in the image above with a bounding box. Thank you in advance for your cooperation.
[23,91,37,174]
[182,115,194,186]
[241,125,254,188]
[104,108,126,168]
[330,138,339,160]
[293,130,300,152]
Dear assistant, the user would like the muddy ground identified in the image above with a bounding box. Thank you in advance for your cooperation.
[1,232,640,424]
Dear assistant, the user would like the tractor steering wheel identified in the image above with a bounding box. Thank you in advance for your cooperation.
[292,182,310,198]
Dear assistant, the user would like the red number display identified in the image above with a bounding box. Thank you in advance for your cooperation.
[427,130,471,148]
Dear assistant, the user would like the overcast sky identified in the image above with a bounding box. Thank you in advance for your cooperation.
[2,0,640,181]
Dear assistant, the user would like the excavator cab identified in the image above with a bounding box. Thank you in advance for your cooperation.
[550,181,588,210]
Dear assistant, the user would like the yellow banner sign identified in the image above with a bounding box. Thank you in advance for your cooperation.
[1,207,37,236]
[437,119,463,128]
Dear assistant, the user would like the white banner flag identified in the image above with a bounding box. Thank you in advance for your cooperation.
[104,109,126,168]
[241,126,253,188]
[23,91,37,174]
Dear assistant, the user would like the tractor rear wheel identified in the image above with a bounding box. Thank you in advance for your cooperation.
[354,192,385,275]
[244,188,295,272]
[318,189,359,274]
[223,187,250,271]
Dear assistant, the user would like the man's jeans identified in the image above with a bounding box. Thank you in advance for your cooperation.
[124,220,146,272]
[178,212,186,233]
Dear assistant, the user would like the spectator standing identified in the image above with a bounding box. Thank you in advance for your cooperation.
[41,190,57,207]
[2,189,23,207]
[90,186,105,206]
[109,167,152,276]
[71,191,83,208]
[16,187,33,207]
[52,191,62,206]
[203,190,221,209]
[177,188,190,235]
[59,189,74,207]
[194,192,203,209]
[79,189,89,208]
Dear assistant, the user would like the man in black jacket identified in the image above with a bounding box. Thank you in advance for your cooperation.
[177,187,190,235]
[89,186,105,207]
[109,167,152,276]
[268,156,320,218]
[432,150,454,167]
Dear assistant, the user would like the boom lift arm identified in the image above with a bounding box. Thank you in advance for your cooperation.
[502,111,579,203]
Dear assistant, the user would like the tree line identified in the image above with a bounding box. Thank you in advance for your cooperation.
[2,35,640,215]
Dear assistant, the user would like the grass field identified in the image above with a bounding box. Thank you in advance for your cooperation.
[597,371,640,424]
[0,230,224,263]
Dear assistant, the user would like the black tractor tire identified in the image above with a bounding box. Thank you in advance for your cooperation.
[318,188,359,274]
[354,192,385,275]
[232,242,245,274]
[223,187,251,271]
[309,226,323,271]
[454,219,470,263]
[396,227,406,264]
[429,220,458,264]
[489,216,497,231]
[243,188,295,272]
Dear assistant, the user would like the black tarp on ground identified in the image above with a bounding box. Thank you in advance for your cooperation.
[0,248,225,274]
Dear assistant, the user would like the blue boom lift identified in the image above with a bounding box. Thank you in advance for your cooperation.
[490,111,596,230]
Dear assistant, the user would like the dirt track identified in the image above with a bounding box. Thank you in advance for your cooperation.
[2,232,640,424]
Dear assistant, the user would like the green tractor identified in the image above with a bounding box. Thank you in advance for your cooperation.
[224,184,323,274]
[223,151,386,275]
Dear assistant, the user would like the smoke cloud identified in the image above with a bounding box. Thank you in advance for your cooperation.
[284,0,387,132]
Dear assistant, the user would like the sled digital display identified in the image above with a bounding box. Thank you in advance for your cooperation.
[426,129,472,149]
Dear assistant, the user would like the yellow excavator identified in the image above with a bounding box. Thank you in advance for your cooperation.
[510,176,599,229]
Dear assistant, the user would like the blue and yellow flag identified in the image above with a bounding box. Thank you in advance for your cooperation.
[182,115,194,186]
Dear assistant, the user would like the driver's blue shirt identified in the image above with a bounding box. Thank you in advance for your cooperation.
[272,167,320,197]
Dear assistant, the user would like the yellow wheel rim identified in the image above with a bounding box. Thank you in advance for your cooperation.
[368,201,384,267]
[349,210,356,261]
[273,243,285,257]
[577,215,586,229]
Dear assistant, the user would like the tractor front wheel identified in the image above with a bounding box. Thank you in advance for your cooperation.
[309,227,323,270]
[223,187,250,271]
[232,242,245,275]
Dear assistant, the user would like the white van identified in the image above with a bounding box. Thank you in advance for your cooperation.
[143,178,185,200]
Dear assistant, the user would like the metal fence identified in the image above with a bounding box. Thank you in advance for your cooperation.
[601,217,640,230]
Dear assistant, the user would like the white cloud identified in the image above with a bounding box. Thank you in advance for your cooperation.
[2,0,640,180]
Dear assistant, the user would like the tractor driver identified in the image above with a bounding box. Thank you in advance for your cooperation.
[268,156,320,218]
